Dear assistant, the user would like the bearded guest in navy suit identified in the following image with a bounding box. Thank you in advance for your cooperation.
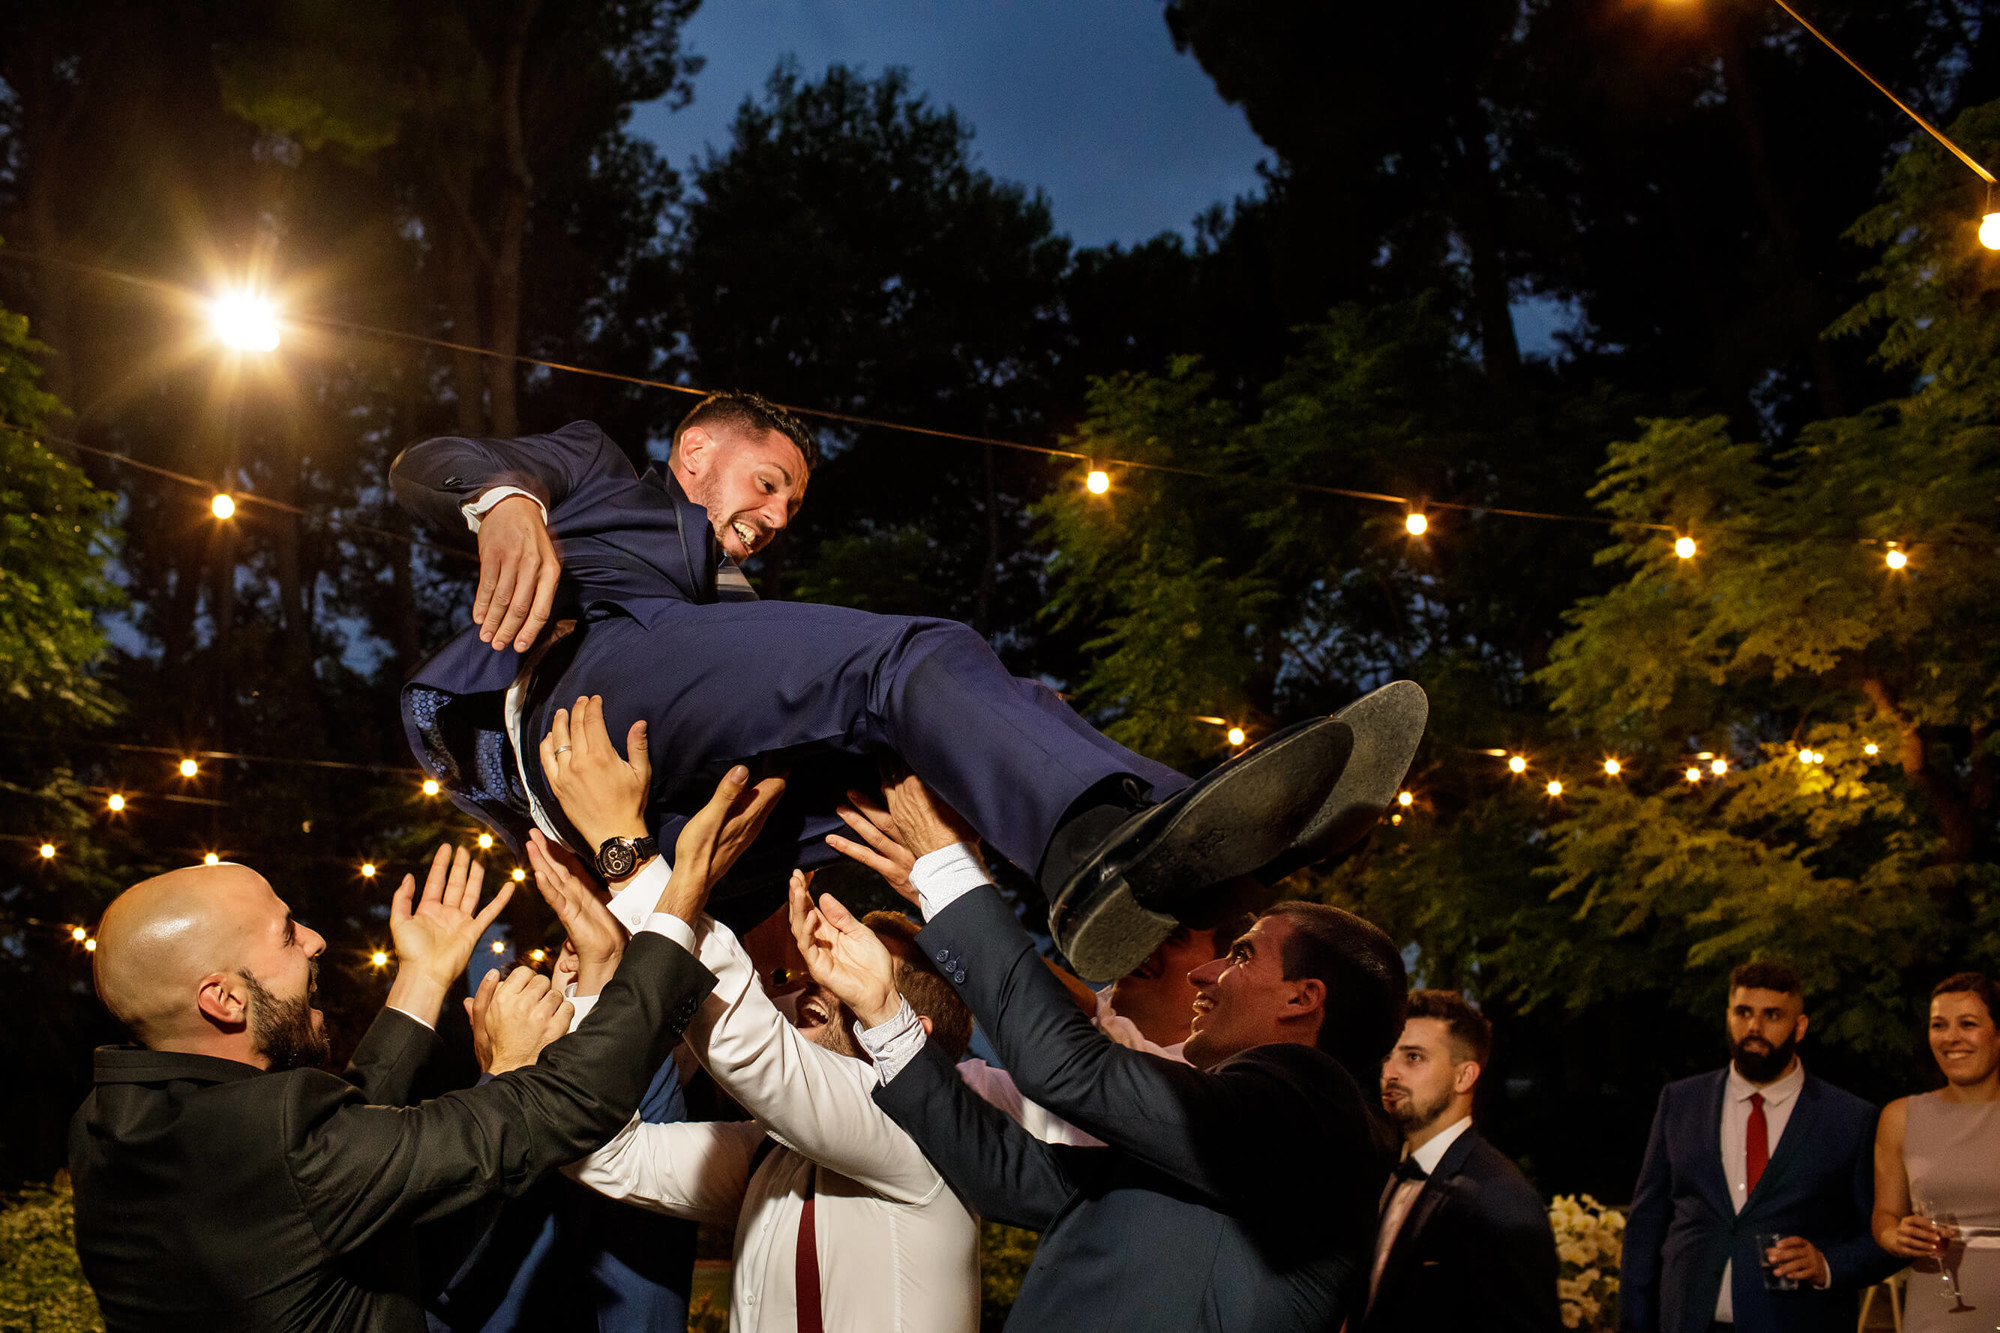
[1620,962,1901,1333]
[390,392,1427,981]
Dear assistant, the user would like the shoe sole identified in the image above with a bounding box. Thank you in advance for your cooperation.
[1053,719,1353,981]
[1279,680,1429,872]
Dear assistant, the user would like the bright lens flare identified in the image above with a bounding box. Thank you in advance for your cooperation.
[1674,536,1697,559]
[1798,748,1814,764]
[1545,780,1563,797]
[1864,742,1880,756]
[1397,790,1414,807]
[71,926,88,942]
[530,949,547,963]
[84,938,97,952]
[1710,758,1728,775]
[1886,548,1908,569]
[370,950,389,968]
[491,940,506,954]
[106,793,125,812]
[1226,726,1247,747]
[511,867,527,882]
[179,758,200,778]
[210,493,235,520]
[422,778,440,796]
[1085,470,1111,495]
[1508,755,1527,774]
[477,832,494,850]
[1982,211,2000,250]
[1685,767,1702,783]
[209,292,281,352]
[1405,512,1428,536]
[38,842,55,859]
[360,863,377,879]
[203,852,221,865]
[1602,759,1621,776]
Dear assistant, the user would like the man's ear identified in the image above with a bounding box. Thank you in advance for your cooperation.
[676,427,711,477]
[1290,976,1326,1023]
[1793,1010,1810,1043]
[1453,1058,1482,1096]
[919,1014,934,1038]
[195,973,249,1030]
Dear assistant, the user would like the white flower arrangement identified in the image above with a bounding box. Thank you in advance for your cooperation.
[1549,1193,1625,1331]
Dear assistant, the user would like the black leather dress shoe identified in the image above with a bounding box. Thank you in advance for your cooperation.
[1049,717,1355,980]
[1257,679,1429,882]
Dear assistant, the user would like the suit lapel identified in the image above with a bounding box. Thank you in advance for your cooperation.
[1741,1074,1819,1220]
[1698,1070,1736,1217]
[1376,1127,1479,1301]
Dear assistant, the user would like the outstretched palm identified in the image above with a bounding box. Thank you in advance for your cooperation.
[788,871,899,1027]
[392,844,514,989]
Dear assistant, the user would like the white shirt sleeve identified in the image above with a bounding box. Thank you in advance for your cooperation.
[607,855,673,934]
[562,1111,764,1227]
[909,842,992,920]
[461,485,546,532]
[385,1005,435,1031]
[684,918,946,1205]
[855,998,930,1085]
[563,907,697,1033]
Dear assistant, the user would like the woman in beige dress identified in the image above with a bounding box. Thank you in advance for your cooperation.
[1873,972,2000,1326]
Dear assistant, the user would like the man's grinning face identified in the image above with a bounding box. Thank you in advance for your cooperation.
[791,981,863,1060]
[674,424,808,561]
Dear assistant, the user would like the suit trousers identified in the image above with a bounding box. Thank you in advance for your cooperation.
[524,599,1187,926]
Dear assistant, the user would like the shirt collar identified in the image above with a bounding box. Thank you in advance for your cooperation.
[1408,1113,1475,1174]
[1726,1058,1805,1107]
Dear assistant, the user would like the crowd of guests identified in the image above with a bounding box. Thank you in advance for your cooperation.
[60,695,2000,1333]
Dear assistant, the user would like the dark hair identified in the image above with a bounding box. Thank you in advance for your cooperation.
[1205,910,1257,959]
[1932,971,2000,1021]
[1405,988,1493,1067]
[1729,960,1802,996]
[865,911,974,1062]
[672,390,819,472]
[1260,901,1407,1078]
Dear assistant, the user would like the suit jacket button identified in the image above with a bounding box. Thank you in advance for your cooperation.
[953,971,966,984]
[934,949,950,963]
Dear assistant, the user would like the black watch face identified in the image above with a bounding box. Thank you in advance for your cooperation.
[597,840,637,879]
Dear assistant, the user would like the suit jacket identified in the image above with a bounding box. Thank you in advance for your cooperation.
[391,421,726,862]
[875,884,1389,1333]
[69,933,715,1333]
[1359,1125,1562,1333]
[1620,1069,1901,1333]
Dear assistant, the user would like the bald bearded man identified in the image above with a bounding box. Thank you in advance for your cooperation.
[68,769,778,1333]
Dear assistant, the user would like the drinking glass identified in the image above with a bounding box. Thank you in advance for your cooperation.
[1755,1233,1798,1292]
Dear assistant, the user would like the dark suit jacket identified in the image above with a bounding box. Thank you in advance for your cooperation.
[1359,1125,1562,1333]
[69,933,714,1333]
[1620,1069,1900,1333]
[391,421,725,863]
[875,885,1388,1333]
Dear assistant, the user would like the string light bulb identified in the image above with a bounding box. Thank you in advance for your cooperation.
[1674,536,1697,559]
[203,852,221,865]
[1405,511,1428,536]
[1710,758,1728,775]
[38,842,56,859]
[1508,755,1528,774]
[370,950,389,968]
[422,778,440,796]
[179,758,199,778]
[1684,767,1702,783]
[511,867,527,882]
[476,833,494,850]
[1085,468,1110,496]
[529,949,547,963]
[1602,759,1621,776]
[209,291,281,352]
[71,926,88,942]
[1982,211,2000,250]
[1798,748,1814,764]
[490,940,505,954]
[84,937,97,952]
[210,493,235,520]
[1226,726,1247,747]
[360,862,377,879]
[106,793,125,812]
[1885,546,1908,570]
[1397,790,1414,807]
[1864,741,1880,756]
[1545,779,1563,797]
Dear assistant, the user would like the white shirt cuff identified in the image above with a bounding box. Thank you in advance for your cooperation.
[911,843,991,921]
[385,1004,435,1031]
[607,856,672,934]
[461,485,546,533]
[560,912,694,1034]
[855,996,928,1085]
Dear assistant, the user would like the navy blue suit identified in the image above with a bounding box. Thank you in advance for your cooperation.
[874,884,1388,1332]
[392,421,1184,926]
[1620,1069,1899,1333]
[426,1059,696,1333]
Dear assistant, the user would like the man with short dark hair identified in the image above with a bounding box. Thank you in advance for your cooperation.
[1363,989,1559,1332]
[1621,962,1901,1333]
[392,399,1427,980]
[797,770,1402,1332]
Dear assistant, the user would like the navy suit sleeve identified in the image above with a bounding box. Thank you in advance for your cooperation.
[285,933,714,1257]
[921,886,1347,1210]
[1619,1086,1673,1332]
[340,1007,442,1108]
[389,420,636,538]
[873,1038,1072,1231]
[1822,1100,1901,1289]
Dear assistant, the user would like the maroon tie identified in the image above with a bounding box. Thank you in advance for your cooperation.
[796,1189,824,1333]
[1746,1091,1769,1195]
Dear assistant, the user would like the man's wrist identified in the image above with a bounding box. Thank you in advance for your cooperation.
[386,971,451,1025]
[855,992,902,1029]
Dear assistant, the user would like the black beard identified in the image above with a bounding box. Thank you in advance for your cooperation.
[242,962,329,1072]
[1730,1030,1798,1083]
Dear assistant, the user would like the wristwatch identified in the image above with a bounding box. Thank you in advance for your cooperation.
[593,834,659,880]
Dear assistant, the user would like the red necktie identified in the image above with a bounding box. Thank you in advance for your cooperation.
[796,1189,824,1333]
[1745,1091,1769,1195]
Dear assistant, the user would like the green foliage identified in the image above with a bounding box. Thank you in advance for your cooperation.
[0,1179,104,1333]
[979,1220,1039,1331]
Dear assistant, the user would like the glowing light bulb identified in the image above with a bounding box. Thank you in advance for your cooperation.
[38,842,55,859]
[1674,536,1697,559]
[1390,812,1403,825]
[1864,742,1879,756]
[71,926,88,942]
[1982,211,2000,250]
[1545,779,1563,797]
[370,950,389,968]
[106,793,125,812]
[511,867,527,882]
[1226,726,1247,747]
[1508,755,1527,774]
[209,292,281,352]
[360,862,377,879]
[1798,749,1814,764]
[203,852,221,865]
[1711,758,1728,775]
[1809,751,1825,764]
[422,778,440,796]
[84,937,97,952]
[477,833,494,850]
[1685,767,1702,783]
[1603,759,1621,776]
[1397,790,1414,807]
[1405,512,1428,536]
[179,758,199,778]
[530,949,546,963]
[1085,470,1110,495]
[491,940,506,954]
[210,493,235,520]
[1886,548,1908,570]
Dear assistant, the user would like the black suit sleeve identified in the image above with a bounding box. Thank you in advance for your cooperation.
[1461,1170,1564,1332]
[340,1007,443,1108]
[873,1038,1073,1231]
[1618,1086,1672,1332]
[922,886,1350,1210]
[284,932,713,1257]
[389,420,635,538]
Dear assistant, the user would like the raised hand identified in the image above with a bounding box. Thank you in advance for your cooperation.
[477,966,574,1075]
[879,766,978,861]
[540,695,651,858]
[661,765,787,922]
[388,844,514,1024]
[528,828,626,996]
[473,494,560,653]
[826,787,918,906]
[788,871,901,1028]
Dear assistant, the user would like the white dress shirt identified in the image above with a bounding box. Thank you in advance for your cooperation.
[566,857,979,1333]
[1369,1114,1474,1305]
[1715,1058,1811,1321]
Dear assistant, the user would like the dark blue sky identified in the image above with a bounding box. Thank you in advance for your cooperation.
[626,0,1270,249]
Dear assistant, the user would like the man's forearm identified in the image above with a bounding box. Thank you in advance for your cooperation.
[385,972,451,1029]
